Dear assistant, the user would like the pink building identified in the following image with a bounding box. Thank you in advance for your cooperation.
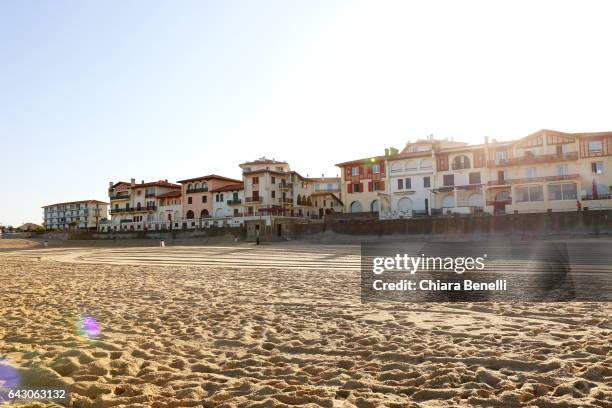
[176,174,243,220]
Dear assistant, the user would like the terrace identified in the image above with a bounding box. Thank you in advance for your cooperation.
[487,152,578,167]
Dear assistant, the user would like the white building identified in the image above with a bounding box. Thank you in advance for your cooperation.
[43,200,109,230]
[211,182,244,218]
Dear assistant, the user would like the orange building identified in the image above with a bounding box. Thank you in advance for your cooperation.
[176,174,243,221]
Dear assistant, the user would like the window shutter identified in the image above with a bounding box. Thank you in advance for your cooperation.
[380,180,385,190]
[368,181,373,192]
[346,167,351,177]
[379,162,385,174]
[348,183,353,193]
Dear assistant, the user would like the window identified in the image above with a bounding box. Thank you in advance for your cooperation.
[588,141,603,154]
[352,183,361,193]
[405,178,411,189]
[252,177,259,184]
[592,162,603,174]
[556,164,568,176]
[202,195,207,203]
[516,187,529,203]
[469,172,481,184]
[562,184,577,200]
[253,191,259,200]
[188,197,192,204]
[352,167,359,176]
[271,177,276,184]
[372,164,380,174]
[373,181,382,191]
[548,184,562,200]
[529,185,544,201]
[405,161,417,170]
[526,168,537,178]
[495,150,508,162]
[452,155,471,170]
[271,191,276,198]
[443,174,454,186]
[423,176,431,188]
[397,179,403,190]
[517,185,543,202]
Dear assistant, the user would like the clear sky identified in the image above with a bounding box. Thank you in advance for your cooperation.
[1,0,611,226]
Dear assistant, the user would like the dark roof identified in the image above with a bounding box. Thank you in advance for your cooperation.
[210,183,244,193]
[176,174,242,184]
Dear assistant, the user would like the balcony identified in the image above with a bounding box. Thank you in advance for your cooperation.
[487,174,580,186]
[110,194,130,200]
[244,197,261,203]
[186,187,208,193]
[227,198,242,205]
[486,199,512,206]
[279,183,292,190]
[110,205,157,214]
[145,192,156,198]
[487,152,578,167]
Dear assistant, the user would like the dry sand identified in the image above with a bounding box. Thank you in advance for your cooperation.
[0,243,610,407]
[0,238,39,250]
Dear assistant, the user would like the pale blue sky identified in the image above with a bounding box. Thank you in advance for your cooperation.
[1,0,611,226]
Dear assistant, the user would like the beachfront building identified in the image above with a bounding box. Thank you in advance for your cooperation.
[336,156,388,214]
[485,130,612,214]
[309,177,343,217]
[383,139,438,218]
[43,200,109,230]
[211,182,244,218]
[240,158,293,216]
[155,190,182,223]
[108,179,181,229]
[177,175,243,226]
[432,142,488,215]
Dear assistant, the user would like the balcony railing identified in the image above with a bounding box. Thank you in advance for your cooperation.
[279,183,292,190]
[244,197,261,203]
[110,194,130,200]
[227,198,242,205]
[581,194,612,201]
[186,187,208,193]
[486,199,512,206]
[487,174,580,186]
[110,205,157,214]
[145,192,156,198]
[487,152,578,167]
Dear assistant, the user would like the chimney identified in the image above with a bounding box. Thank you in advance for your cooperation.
[109,181,113,188]
[130,178,135,187]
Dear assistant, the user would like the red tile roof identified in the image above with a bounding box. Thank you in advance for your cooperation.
[156,191,182,198]
[176,174,242,184]
[210,182,244,193]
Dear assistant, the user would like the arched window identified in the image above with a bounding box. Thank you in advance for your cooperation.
[136,202,141,210]
[202,182,208,190]
[188,183,193,191]
[370,200,379,212]
[350,201,363,213]
[201,209,209,218]
[420,158,433,170]
[186,210,194,219]
[297,194,302,205]
[453,155,471,170]
[495,191,510,202]
[391,162,403,173]
[442,195,455,208]
[194,182,200,189]
[405,160,417,171]
[397,197,413,212]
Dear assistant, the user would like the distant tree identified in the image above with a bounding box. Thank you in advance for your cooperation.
[7,226,14,232]
[69,220,79,230]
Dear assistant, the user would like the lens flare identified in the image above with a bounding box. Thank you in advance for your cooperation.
[0,359,20,404]
[77,316,101,339]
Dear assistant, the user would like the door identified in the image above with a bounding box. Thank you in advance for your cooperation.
[277,223,282,237]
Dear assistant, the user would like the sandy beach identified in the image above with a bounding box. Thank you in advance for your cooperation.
[0,240,610,407]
